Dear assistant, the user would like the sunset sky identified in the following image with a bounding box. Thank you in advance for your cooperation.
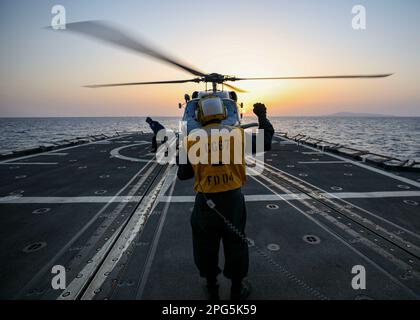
[0,0,419,117]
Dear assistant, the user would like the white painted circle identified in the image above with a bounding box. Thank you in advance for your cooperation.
[299,173,308,177]
[266,204,279,210]
[344,173,353,177]
[95,190,107,195]
[331,186,343,191]
[110,142,154,163]
[403,200,418,206]
[397,185,411,190]
[32,208,51,215]
[15,175,27,179]
[267,244,280,251]
[99,174,110,179]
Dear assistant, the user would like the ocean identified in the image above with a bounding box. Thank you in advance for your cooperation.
[0,117,419,161]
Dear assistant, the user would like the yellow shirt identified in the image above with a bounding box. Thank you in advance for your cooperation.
[187,124,247,193]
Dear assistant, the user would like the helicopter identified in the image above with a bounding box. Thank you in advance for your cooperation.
[59,21,392,133]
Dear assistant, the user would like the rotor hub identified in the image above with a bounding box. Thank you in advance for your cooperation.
[203,73,226,84]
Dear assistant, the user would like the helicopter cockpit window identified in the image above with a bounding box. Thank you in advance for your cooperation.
[223,99,238,115]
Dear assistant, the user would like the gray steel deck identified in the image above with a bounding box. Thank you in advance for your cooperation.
[0,132,419,300]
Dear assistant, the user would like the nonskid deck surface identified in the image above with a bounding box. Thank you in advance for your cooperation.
[0,133,419,300]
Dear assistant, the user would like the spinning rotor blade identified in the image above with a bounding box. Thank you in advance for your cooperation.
[84,79,200,88]
[224,83,248,93]
[230,74,393,81]
[63,21,206,77]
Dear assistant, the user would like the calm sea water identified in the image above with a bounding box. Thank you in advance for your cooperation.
[0,117,419,161]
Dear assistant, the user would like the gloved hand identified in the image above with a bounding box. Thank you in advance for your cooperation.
[253,103,267,117]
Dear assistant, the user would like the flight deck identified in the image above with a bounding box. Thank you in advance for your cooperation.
[0,132,419,300]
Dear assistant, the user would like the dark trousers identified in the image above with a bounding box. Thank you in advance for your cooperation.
[152,134,168,152]
[151,135,157,152]
[191,188,249,281]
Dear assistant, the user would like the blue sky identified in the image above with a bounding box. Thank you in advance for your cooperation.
[0,0,419,116]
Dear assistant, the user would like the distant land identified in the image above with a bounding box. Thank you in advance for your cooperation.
[325,112,398,117]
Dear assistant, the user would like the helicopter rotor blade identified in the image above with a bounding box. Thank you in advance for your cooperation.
[84,78,201,88]
[63,21,207,77]
[223,83,248,93]
[229,74,393,81]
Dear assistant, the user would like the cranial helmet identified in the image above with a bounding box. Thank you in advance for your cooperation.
[196,96,227,124]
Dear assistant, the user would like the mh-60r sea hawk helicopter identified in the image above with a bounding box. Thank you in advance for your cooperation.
[60,21,392,133]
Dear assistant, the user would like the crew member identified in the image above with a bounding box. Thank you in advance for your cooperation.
[145,117,166,153]
[177,98,274,300]
[253,103,274,152]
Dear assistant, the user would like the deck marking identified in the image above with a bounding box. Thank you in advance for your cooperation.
[0,133,133,164]
[0,162,59,165]
[2,190,416,204]
[81,167,176,299]
[301,152,324,155]
[298,161,347,164]
[110,142,154,163]
[261,159,420,241]
[249,170,419,298]
[136,166,178,299]
[275,135,420,188]
[255,156,420,258]
[156,191,420,203]
[59,224,124,300]
[0,196,144,203]
[81,168,176,300]
[14,157,155,299]
[44,153,68,156]
[61,163,161,300]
